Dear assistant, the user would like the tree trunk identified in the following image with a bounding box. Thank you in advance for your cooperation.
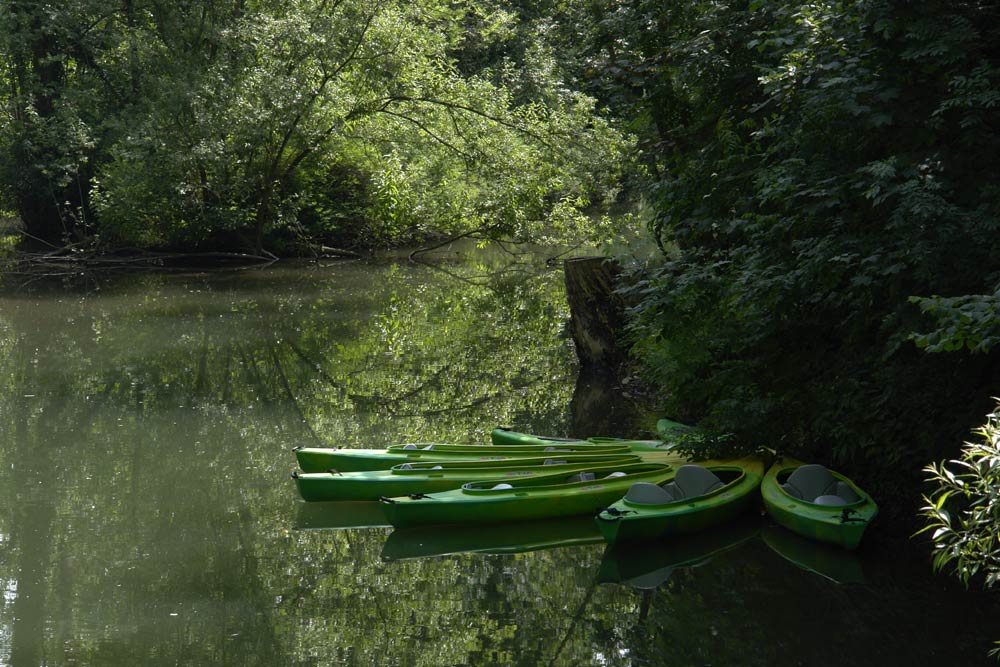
[563,256,627,372]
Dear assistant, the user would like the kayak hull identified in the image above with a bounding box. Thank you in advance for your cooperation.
[293,453,641,501]
[595,457,765,545]
[294,442,636,473]
[489,428,675,453]
[760,458,878,550]
[381,463,676,528]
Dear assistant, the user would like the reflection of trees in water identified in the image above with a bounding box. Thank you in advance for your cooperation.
[0,252,587,666]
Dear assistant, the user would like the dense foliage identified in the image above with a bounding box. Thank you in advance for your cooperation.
[0,0,629,252]
[601,0,1000,501]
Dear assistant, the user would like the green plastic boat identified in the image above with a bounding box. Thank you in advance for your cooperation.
[380,462,675,528]
[595,456,765,544]
[292,453,642,501]
[294,441,639,473]
[489,427,678,453]
[760,458,877,550]
[381,515,604,560]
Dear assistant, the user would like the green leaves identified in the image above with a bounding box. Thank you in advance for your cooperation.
[1,0,630,251]
[920,402,1000,589]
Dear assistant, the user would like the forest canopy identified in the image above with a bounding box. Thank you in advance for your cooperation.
[0,0,630,253]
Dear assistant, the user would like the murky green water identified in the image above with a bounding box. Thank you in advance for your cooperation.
[0,247,995,666]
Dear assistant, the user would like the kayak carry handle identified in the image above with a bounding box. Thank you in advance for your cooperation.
[380,496,396,504]
[601,507,635,517]
[291,471,299,479]
[840,508,867,524]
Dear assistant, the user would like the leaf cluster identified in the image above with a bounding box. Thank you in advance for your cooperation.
[919,401,1000,592]
[606,0,1000,499]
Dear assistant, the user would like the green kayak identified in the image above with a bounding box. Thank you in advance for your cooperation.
[760,458,877,550]
[595,456,765,544]
[489,428,676,453]
[294,441,638,473]
[380,462,675,528]
[292,453,642,501]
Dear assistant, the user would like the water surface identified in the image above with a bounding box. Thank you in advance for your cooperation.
[0,247,994,666]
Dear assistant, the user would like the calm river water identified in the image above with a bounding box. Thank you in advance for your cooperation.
[0,247,995,666]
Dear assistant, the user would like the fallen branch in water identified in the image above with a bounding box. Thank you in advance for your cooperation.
[407,224,498,261]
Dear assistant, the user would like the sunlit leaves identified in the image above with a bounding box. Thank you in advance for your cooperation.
[920,401,1000,589]
[1,0,631,250]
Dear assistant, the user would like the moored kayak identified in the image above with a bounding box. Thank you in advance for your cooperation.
[489,427,676,453]
[489,429,587,446]
[595,456,765,544]
[292,453,642,501]
[760,458,877,550]
[294,441,638,473]
[380,462,675,527]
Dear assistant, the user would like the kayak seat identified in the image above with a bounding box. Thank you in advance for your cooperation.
[664,465,725,500]
[544,447,570,452]
[567,472,596,483]
[625,482,676,504]
[605,471,627,478]
[491,483,514,490]
[783,464,858,504]
[543,459,567,465]
[835,481,860,503]
[399,463,413,469]
[403,444,418,450]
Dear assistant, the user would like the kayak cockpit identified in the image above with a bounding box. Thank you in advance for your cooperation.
[623,465,745,505]
[778,464,862,507]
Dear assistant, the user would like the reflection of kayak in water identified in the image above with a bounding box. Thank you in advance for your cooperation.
[597,515,760,589]
[761,524,866,584]
[381,515,603,561]
[294,501,390,530]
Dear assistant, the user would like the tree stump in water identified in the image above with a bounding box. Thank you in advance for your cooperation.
[563,256,626,372]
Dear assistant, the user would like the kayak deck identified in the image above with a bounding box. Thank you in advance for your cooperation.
[595,456,765,544]
[293,453,642,501]
[380,462,676,527]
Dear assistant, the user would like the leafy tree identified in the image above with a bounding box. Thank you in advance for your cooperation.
[0,0,630,252]
[614,0,1000,498]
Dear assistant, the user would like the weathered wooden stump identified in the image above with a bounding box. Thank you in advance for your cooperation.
[563,256,626,372]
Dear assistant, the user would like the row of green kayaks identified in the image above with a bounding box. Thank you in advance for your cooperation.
[292,426,878,550]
